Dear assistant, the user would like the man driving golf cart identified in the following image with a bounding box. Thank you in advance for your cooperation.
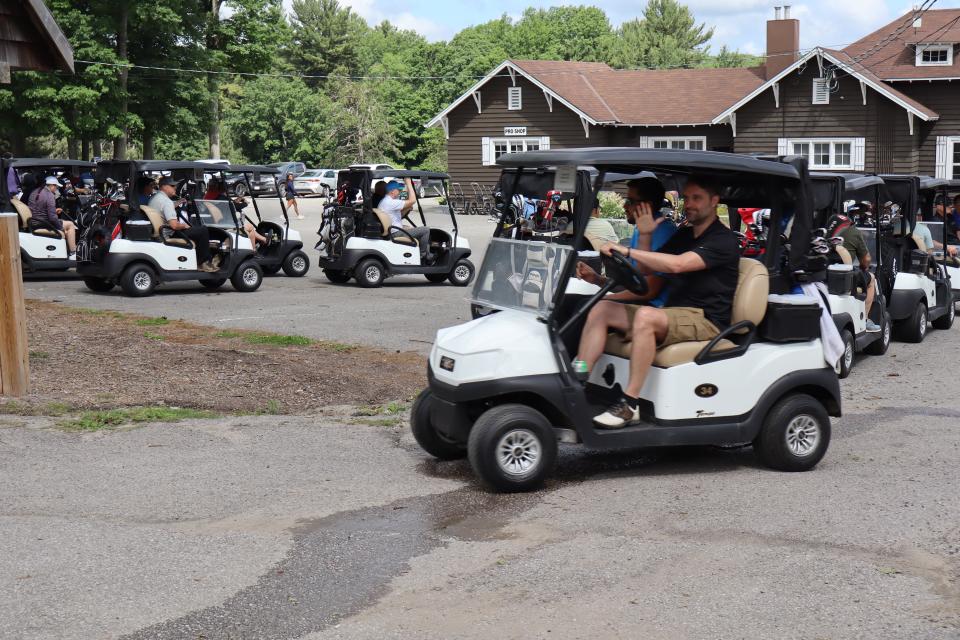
[379,177,432,262]
[149,176,217,272]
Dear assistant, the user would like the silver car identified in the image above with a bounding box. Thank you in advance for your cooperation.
[293,169,337,197]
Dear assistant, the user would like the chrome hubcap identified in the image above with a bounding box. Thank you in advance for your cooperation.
[883,320,890,345]
[785,415,821,457]
[242,268,258,285]
[496,429,541,476]
[292,256,306,272]
[454,265,470,281]
[365,266,380,281]
[133,272,151,290]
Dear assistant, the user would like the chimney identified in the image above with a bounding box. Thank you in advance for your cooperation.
[766,6,800,79]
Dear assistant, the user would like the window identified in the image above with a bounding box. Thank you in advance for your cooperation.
[507,86,522,110]
[916,44,953,66]
[483,137,549,165]
[781,138,863,170]
[812,78,830,105]
[647,136,706,151]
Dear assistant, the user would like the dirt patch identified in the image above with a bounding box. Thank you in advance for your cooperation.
[3,300,426,415]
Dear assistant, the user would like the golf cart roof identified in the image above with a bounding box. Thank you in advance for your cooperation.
[106,160,233,172]
[227,164,280,174]
[918,176,950,191]
[11,158,94,169]
[497,148,801,181]
[810,172,885,191]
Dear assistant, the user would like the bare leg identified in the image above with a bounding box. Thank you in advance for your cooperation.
[864,272,875,318]
[576,300,631,370]
[62,220,77,252]
[624,307,669,398]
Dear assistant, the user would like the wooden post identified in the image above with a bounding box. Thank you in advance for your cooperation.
[0,211,29,396]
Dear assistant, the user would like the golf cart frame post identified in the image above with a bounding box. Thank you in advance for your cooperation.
[0,157,29,395]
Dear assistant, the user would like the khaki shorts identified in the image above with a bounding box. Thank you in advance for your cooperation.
[623,305,720,347]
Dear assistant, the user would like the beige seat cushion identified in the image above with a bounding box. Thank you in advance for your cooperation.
[140,205,193,249]
[165,237,192,248]
[372,207,417,245]
[33,228,64,238]
[601,258,768,368]
[834,245,853,265]
[11,199,31,230]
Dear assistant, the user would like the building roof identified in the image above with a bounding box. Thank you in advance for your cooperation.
[427,59,766,129]
[0,0,74,73]
[844,9,960,81]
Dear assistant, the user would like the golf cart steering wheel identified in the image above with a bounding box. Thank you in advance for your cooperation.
[602,249,649,296]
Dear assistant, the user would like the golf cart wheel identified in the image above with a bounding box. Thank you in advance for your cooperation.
[355,258,385,288]
[932,293,955,330]
[754,394,830,472]
[894,303,927,343]
[323,268,351,284]
[83,277,114,293]
[200,278,227,290]
[836,328,854,379]
[467,404,557,492]
[120,263,157,297]
[231,261,263,292]
[262,264,282,275]
[448,259,475,287]
[282,250,310,277]
[410,389,466,460]
[425,273,448,283]
[864,312,891,356]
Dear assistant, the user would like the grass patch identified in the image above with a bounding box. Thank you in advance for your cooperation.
[59,406,218,432]
[257,399,282,415]
[143,332,165,341]
[215,329,313,346]
[352,401,409,417]
[215,330,243,339]
[0,400,30,415]
[43,401,72,417]
[317,340,357,353]
[351,416,403,427]
[136,317,170,327]
[29,350,50,360]
[77,308,125,319]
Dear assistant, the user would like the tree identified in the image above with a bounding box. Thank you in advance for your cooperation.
[706,46,763,68]
[507,7,613,62]
[322,81,397,166]
[288,0,366,79]
[607,0,714,69]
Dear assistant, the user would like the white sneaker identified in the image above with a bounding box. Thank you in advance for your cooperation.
[67,252,77,261]
[593,399,640,429]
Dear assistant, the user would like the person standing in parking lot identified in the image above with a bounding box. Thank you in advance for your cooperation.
[285,172,303,219]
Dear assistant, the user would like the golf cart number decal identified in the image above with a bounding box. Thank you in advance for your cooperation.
[695,384,718,398]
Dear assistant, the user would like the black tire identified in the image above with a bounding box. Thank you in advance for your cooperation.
[83,276,114,293]
[425,273,447,283]
[836,328,854,379]
[282,249,310,277]
[470,303,498,319]
[467,404,557,492]
[261,264,282,276]
[448,258,475,287]
[323,268,351,284]
[410,389,466,460]
[932,292,955,330]
[119,263,157,297]
[233,182,249,197]
[200,278,226,290]
[754,393,831,472]
[864,311,891,356]
[894,303,927,343]
[355,257,385,288]
[231,261,263,292]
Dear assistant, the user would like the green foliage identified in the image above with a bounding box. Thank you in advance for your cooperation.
[60,406,218,431]
[608,0,714,69]
[135,317,170,326]
[597,191,626,219]
[289,0,365,78]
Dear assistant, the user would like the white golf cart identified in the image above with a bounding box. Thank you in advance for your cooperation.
[916,177,960,310]
[316,168,473,287]
[6,158,95,273]
[76,160,264,297]
[875,175,954,342]
[809,173,891,377]
[411,148,841,492]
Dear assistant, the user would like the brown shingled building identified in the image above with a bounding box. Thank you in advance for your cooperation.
[428,7,960,187]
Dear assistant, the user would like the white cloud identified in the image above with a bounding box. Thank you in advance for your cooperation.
[391,12,451,40]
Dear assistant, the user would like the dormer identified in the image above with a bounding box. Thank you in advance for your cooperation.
[914,42,955,67]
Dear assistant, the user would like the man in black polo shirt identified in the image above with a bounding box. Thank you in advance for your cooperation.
[576,174,740,428]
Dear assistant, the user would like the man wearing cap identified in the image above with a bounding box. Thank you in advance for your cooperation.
[378,177,432,262]
[149,176,217,272]
[28,176,77,260]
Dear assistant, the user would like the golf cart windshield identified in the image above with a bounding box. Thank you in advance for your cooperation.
[194,199,239,229]
[471,238,575,318]
[859,227,878,258]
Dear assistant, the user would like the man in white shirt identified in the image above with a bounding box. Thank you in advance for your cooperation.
[378,178,432,261]
[148,176,217,272]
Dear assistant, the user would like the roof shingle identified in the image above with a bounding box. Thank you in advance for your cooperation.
[843,8,960,80]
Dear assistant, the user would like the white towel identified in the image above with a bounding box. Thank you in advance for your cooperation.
[800,282,845,368]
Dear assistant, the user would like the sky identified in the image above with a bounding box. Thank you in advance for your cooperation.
[282,0,959,56]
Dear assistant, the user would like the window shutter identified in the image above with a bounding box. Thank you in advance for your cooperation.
[935,136,949,178]
[481,137,491,166]
[636,136,649,149]
[777,138,789,155]
[812,78,830,105]
[540,136,550,150]
[508,87,522,110]
[853,138,866,171]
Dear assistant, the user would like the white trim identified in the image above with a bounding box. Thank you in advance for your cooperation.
[543,91,553,112]
[485,137,547,165]
[507,86,522,111]
[772,82,780,108]
[472,91,482,113]
[539,136,550,150]
[886,76,960,82]
[440,116,449,140]
[777,138,789,155]
[812,77,830,105]
[507,66,516,85]
[481,137,491,166]
[711,47,939,125]
[935,136,951,179]
[907,112,914,136]
[915,44,953,67]
[860,80,867,106]
[782,137,862,170]
[645,136,707,151]
[581,117,590,138]
[853,138,865,171]
[729,113,736,138]
[426,60,603,128]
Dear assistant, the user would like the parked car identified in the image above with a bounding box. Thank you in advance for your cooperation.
[269,161,307,197]
[348,163,442,198]
[293,169,337,197]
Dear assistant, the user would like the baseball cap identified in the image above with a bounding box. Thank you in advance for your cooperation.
[157,176,177,187]
[44,176,60,186]
[385,180,404,192]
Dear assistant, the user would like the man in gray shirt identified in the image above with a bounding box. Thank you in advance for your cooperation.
[148,176,217,271]
[28,176,77,260]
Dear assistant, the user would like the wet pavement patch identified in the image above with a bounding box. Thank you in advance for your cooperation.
[122,488,538,640]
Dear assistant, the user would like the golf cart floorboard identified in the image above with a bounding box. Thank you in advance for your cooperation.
[854,331,882,351]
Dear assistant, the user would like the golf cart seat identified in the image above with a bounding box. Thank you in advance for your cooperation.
[141,205,193,249]
[604,258,768,367]
[372,208,417,246]
[835,245,853,265]
[11,198,63,238]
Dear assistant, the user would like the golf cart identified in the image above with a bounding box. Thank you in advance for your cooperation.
[915,177,960,309]
[411,148,840,492]
[809,173,891,377]
[76,160,264,296]
[5,158,95,273]
[228,164,309,277]
[877,175,953,341]
[316,168,473,287]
